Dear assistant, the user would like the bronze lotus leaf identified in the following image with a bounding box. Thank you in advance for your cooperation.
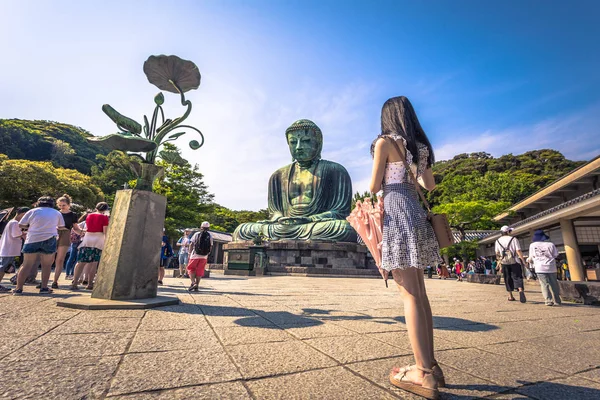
[143,55,201,94]
[88,134,157,152]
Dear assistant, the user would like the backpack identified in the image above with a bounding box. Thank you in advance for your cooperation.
[498,237,517,264]
[194,231,211,256]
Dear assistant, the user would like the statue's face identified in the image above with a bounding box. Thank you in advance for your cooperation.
[287,129,320,162]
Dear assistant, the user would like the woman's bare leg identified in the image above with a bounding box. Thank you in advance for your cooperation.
[416,270,435,361]
[15,253,37,291]
[392,268,434,382]
[71,262,87,287]
[86,262,99,286]
[52,245,69,283]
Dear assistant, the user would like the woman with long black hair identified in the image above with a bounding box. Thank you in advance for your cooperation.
[369,96,443,399]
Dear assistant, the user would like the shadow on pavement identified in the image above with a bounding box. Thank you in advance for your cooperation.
[445,380,600,399]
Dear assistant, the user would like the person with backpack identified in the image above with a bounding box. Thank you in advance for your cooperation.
[495,225,528,302]
[0,207,29,292]
[187,221,212,292]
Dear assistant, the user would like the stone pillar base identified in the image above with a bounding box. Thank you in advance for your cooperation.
[92,189,167,301]
[224,240,372,276]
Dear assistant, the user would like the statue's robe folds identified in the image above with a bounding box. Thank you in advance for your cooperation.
[233,160,357,242]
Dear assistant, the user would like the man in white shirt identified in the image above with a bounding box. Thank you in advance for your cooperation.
[187,222,213,292]
[14,197,64,295]
[0,207,29,292]
[529,229,561,306]
[495,225,528,303]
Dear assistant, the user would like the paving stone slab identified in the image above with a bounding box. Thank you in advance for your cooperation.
[329,319,407,334]
[226,340,337,379]
[576,368,600,383]
[108,348,240,395]
[435,348,565,388]
[129,328,220,352]
[82,309,146,319]
[205,314,277,328]
[0,314,66,337]
[484,333,600,375]
[110,381,251,399]
[305,334,407,364]
[254,310,325,327]
[0,335,38,359]
[214,325,293,346]
[199,304,258,317]
[51,315,141,334]
[0,356,120,399]
[284,322,357,339]
[516,376,600,400]
[6,332,134,361]
[137,309,209,331]
[246,366,398,399]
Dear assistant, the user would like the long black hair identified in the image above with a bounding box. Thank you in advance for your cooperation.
[371,96,435,167]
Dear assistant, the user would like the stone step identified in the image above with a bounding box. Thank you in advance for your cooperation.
[267,265,381,278]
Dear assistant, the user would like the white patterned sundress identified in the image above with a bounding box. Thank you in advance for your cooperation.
[380,135,441,271]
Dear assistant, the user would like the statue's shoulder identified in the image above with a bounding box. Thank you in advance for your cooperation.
[270,164,292,179]
[320,159,350,175]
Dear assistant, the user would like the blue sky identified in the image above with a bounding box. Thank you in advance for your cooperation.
[1,0,599,210]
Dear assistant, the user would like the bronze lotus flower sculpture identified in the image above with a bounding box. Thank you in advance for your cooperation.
[89,55,204,191]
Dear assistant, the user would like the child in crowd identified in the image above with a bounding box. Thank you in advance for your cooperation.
[0,207,29,292]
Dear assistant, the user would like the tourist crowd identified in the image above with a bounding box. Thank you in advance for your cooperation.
[0,195,213,295]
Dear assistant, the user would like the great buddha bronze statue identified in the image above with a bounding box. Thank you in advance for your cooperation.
[233,119,357,242]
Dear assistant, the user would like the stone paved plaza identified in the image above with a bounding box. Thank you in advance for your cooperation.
[1,273,600,399]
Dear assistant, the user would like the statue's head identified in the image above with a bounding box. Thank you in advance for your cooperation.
[285,119,323,163]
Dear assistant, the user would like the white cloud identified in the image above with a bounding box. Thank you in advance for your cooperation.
[434,103,600,162]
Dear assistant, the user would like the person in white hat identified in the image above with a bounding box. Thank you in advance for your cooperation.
[495,226,528,302]
[186,222,213,291]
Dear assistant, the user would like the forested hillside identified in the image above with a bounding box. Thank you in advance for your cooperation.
[429,150,585,234]
[0,119,109,174]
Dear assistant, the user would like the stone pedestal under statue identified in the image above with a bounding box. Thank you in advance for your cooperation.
[224,240,379,277]
[57,189,179,310]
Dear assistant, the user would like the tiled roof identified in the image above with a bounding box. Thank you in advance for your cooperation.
[507,188,600,230]
[209,231,233,243]
[452,230,498,243]
[480,188,600,244]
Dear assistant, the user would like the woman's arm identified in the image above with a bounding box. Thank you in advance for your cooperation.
[369,138,388,193]
[418,168,436,191]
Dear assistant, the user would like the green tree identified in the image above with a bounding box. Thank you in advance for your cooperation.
[199,205,269,233]
[90,150,137,202]
[0,155,104,209]
[153,144,214,239]
[352,191,377,210]
[51,139,75,166]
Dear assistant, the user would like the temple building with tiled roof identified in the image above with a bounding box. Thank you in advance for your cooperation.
[478,155,600,281]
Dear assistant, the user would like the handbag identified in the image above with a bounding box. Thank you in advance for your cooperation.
[388,138,454,249]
